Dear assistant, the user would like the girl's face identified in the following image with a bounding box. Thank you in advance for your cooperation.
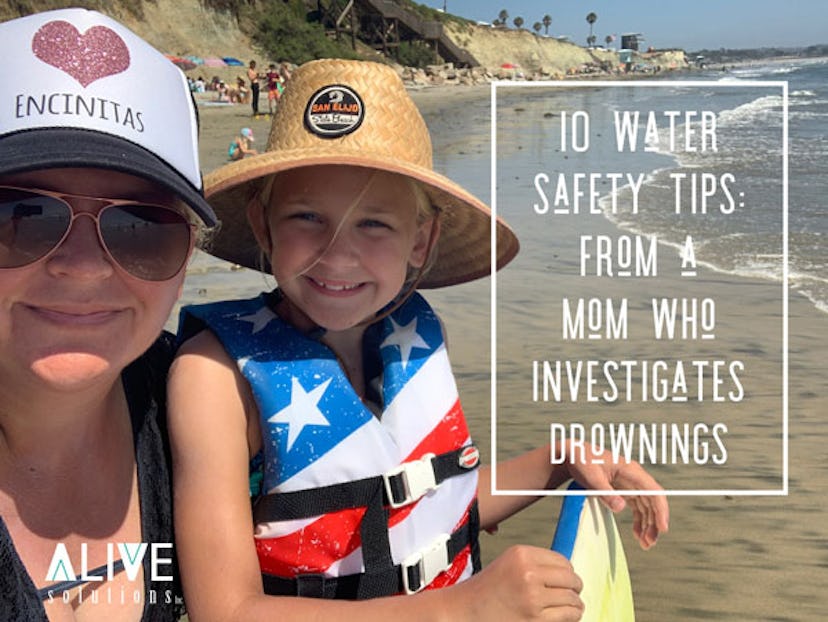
[255,165,434,332]
[0,168,191,393]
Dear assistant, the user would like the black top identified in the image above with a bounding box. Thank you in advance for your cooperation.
[0,334,182,622]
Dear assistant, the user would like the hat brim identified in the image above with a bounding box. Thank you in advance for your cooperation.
[0,128,217,227]
[204,148,519,289]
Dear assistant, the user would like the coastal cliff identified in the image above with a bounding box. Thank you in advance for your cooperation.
[0,0,260,60]
[0,0,688,79]
[444,22,688,77]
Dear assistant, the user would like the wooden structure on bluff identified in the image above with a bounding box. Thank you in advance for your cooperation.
[313,0,478,67]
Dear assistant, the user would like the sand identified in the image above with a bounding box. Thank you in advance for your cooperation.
[189,85,828,620]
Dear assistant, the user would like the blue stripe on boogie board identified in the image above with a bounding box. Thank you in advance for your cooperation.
[549,481,636,621]
[550,481,587,559]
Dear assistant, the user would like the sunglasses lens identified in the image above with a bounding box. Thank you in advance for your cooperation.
[100,205,192,281]
[0,188,71,268]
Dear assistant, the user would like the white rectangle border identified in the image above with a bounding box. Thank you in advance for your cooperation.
[490,80,789,497]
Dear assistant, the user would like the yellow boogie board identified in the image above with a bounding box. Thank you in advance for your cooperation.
[551,483,635,622]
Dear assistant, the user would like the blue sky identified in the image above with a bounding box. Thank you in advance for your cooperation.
[418,1,827,51]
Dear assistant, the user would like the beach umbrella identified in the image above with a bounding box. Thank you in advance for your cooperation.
[203,56,227,67]
[164,54,197,71]
[222,57,244,66]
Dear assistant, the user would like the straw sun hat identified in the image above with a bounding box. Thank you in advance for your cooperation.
[204,58,518,288]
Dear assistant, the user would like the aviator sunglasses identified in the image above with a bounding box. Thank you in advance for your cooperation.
[0,186,195,281]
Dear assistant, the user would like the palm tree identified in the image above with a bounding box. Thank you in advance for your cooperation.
[586,12,597,45]
[533,21,542,35]
[542,14,552,35]
[513,16,524,30]
[605,34,614,48]
[498,9,508,24]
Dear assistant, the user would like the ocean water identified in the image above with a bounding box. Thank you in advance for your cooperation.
[617,59,827,315]
[723,59,827,313]
[489,59,828,315]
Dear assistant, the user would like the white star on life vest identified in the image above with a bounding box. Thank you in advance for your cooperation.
[263,316,431,455]
[268,377,333,451]
[379,316,430,369]
[224,293,445,484]
[238,305,277,334]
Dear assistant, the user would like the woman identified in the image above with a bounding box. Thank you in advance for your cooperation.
[0,9,216,621]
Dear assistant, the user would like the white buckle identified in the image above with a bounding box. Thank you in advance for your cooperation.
[401,534,451,595]
[383,453,438,509]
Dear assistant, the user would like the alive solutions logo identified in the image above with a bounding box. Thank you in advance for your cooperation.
[42,541,175,606]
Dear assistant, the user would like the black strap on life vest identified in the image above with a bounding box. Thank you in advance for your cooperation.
[252,445,479,523]
[253,445,481,599]
[261,503,481,599]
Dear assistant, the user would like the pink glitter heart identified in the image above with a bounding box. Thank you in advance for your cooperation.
[32,20,130,87]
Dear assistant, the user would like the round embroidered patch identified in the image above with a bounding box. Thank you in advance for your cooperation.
[304,84,364,138]
[458,445,480,469]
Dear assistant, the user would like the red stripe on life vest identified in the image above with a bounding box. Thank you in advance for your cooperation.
[257,506,366,576]
[387,398,469,528]
[423,495,478,591]
[424,544,471,591]
[256,399,473,577]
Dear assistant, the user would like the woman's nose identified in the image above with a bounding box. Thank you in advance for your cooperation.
[45,212,115,280]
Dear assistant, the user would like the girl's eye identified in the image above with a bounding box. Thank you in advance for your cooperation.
[289,212,322,223]
[360,218,392,229]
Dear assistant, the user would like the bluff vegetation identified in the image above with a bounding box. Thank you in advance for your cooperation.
[0,0,689,76]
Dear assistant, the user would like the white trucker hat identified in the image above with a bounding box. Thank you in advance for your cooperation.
[0,8,216,226]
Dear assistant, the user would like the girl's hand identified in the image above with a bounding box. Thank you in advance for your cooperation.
[460,545,584,622]
[562,443,669,549]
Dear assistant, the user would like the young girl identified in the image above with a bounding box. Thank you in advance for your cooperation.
[228,127,258,161]
[168,59,668,621]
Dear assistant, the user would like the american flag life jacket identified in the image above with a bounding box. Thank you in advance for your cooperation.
[181,291,481,599]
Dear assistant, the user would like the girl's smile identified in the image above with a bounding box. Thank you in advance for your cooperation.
[252,165,434,333]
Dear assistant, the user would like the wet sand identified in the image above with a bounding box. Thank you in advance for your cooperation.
[186,86,828,621]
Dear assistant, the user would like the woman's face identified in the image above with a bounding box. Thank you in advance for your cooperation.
[0,168,191,392]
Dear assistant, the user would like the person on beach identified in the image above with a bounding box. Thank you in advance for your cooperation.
[248,59,261,117]
[279,60,292,84]
[228,127,258,161]
[169,59,669,621]
[234,76,249,104]
[265,62,284,115]
[216,80,229,102]
[0,8,216,621]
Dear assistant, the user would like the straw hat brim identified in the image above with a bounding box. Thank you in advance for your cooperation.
[204,147,519,289]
